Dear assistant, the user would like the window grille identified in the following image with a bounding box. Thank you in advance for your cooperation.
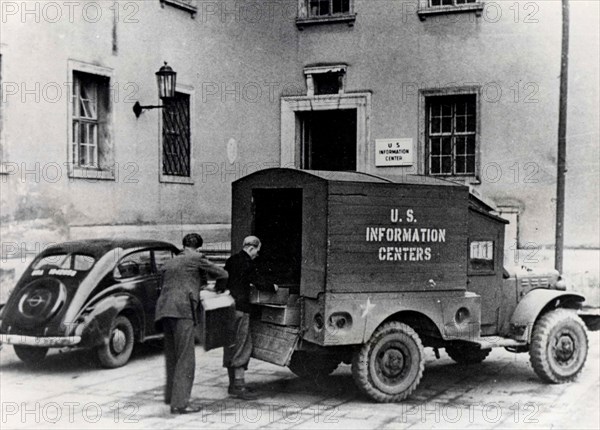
[162,92,191,177]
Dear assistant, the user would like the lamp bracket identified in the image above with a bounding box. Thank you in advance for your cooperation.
[133,101,166,118]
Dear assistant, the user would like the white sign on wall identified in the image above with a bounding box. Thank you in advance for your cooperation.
[375,138,414,167]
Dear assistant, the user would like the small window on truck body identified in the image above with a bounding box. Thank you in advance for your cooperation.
[469,240,494,273]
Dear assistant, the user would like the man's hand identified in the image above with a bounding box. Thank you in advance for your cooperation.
[273,284,279,292]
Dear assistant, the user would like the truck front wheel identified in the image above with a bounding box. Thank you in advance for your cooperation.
[530,309,588,383]
[352,321,424,402]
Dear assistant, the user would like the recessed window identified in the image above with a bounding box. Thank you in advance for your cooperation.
[426,94,477,176]
[162,92,191,178]
[69,66,114,180]
[304,65,347,96]
[418,0,484,20]
[297,0,356,28]
[469,240,494,272]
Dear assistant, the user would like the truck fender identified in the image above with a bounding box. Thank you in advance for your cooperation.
[75,295,144,348]
[508,289,584,342]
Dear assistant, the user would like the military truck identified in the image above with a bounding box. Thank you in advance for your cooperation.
[232,168,597,403]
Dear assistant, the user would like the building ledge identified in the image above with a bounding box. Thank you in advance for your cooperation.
[69,167,115,181]
[418,4,484,21]
[160,175,194,185]
[296,14,357,30]
[160,0,197,18]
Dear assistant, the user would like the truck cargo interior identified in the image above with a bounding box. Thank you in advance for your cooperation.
[252,188,302,294]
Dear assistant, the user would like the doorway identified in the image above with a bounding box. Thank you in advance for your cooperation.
[252,188,302,293]
[299,109,357,171]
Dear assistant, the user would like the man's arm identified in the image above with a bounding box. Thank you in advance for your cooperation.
[197,255,229,280]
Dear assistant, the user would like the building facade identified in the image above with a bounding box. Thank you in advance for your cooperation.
[0,0,598,278]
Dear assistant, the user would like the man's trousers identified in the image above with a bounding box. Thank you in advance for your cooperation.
[223,311,252,370]
[162,317,196,409]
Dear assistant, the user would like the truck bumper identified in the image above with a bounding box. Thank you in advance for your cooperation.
[0,334,81,347]
[578,308,600,331]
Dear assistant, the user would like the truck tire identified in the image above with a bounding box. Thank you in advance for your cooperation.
[446,344,491,364]
[529,308,588,383]
[352,321,424,402]
[14,345,48,365]
[96,315,135,369]
[288,351,340,380]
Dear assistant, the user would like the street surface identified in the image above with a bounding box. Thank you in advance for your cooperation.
[1,332,598,429]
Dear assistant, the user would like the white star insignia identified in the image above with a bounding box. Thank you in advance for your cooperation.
[360,297,376,318]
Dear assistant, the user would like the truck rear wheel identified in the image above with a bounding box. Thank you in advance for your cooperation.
[530,308,588,383]
[288,351,340,381]
[352,321,424,402]
[446,343,491,364]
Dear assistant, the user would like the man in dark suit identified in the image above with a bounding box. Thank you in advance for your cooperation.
[220,235,277,399]
[155,233,228,414]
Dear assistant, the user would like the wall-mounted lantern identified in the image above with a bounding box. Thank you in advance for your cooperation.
[133,62,177,118]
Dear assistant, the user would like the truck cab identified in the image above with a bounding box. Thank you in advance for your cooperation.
[232,168,595,402]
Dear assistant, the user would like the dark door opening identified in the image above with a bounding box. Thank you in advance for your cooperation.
[252,189,302,293]
[300,109,357,171]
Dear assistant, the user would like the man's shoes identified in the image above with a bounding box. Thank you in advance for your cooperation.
[228,386,258,400]
[170,405,201,414]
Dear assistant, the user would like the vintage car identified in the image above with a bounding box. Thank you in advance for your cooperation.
[0,239,180,368]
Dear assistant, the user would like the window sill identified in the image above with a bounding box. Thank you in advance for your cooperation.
[69,167,115,181]
[429,174,481,185]
[160,175,194,185]
[418,4,484,21]
[160,0,197,18]
[296,14,357,30]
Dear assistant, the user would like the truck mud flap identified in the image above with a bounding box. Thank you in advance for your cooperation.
[578,308,600,331]
[250,320,300,366]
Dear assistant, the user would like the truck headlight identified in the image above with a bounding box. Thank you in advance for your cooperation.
[555,276,567,291]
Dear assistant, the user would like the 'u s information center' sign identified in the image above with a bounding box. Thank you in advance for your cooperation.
[375,138,414,167]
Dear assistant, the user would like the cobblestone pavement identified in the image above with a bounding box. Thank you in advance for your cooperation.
[1,332,598,429]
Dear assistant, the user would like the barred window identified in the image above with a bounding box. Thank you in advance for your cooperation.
[162,92,191,177]
[426,94,476,176]
[72,72,110,169]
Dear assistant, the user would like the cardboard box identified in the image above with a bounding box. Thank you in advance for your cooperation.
[249,286,289,305]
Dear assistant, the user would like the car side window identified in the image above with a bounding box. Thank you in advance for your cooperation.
[154,250,175,273]
[114,251,152,279]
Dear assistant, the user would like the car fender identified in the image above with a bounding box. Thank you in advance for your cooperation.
[76,294,144,348]
[508,289,585,342]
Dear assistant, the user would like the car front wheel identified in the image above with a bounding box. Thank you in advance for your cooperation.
[14,345,48,365]
[96,315,135,368]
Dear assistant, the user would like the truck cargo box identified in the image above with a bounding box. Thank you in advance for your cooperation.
[232,168,469,299]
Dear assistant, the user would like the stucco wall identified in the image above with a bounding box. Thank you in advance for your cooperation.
[0,0,598,252]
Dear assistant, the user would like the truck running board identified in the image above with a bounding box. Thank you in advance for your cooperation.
[472,337,528,349]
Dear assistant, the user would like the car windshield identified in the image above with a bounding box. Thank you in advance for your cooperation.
[33,253,96,271]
